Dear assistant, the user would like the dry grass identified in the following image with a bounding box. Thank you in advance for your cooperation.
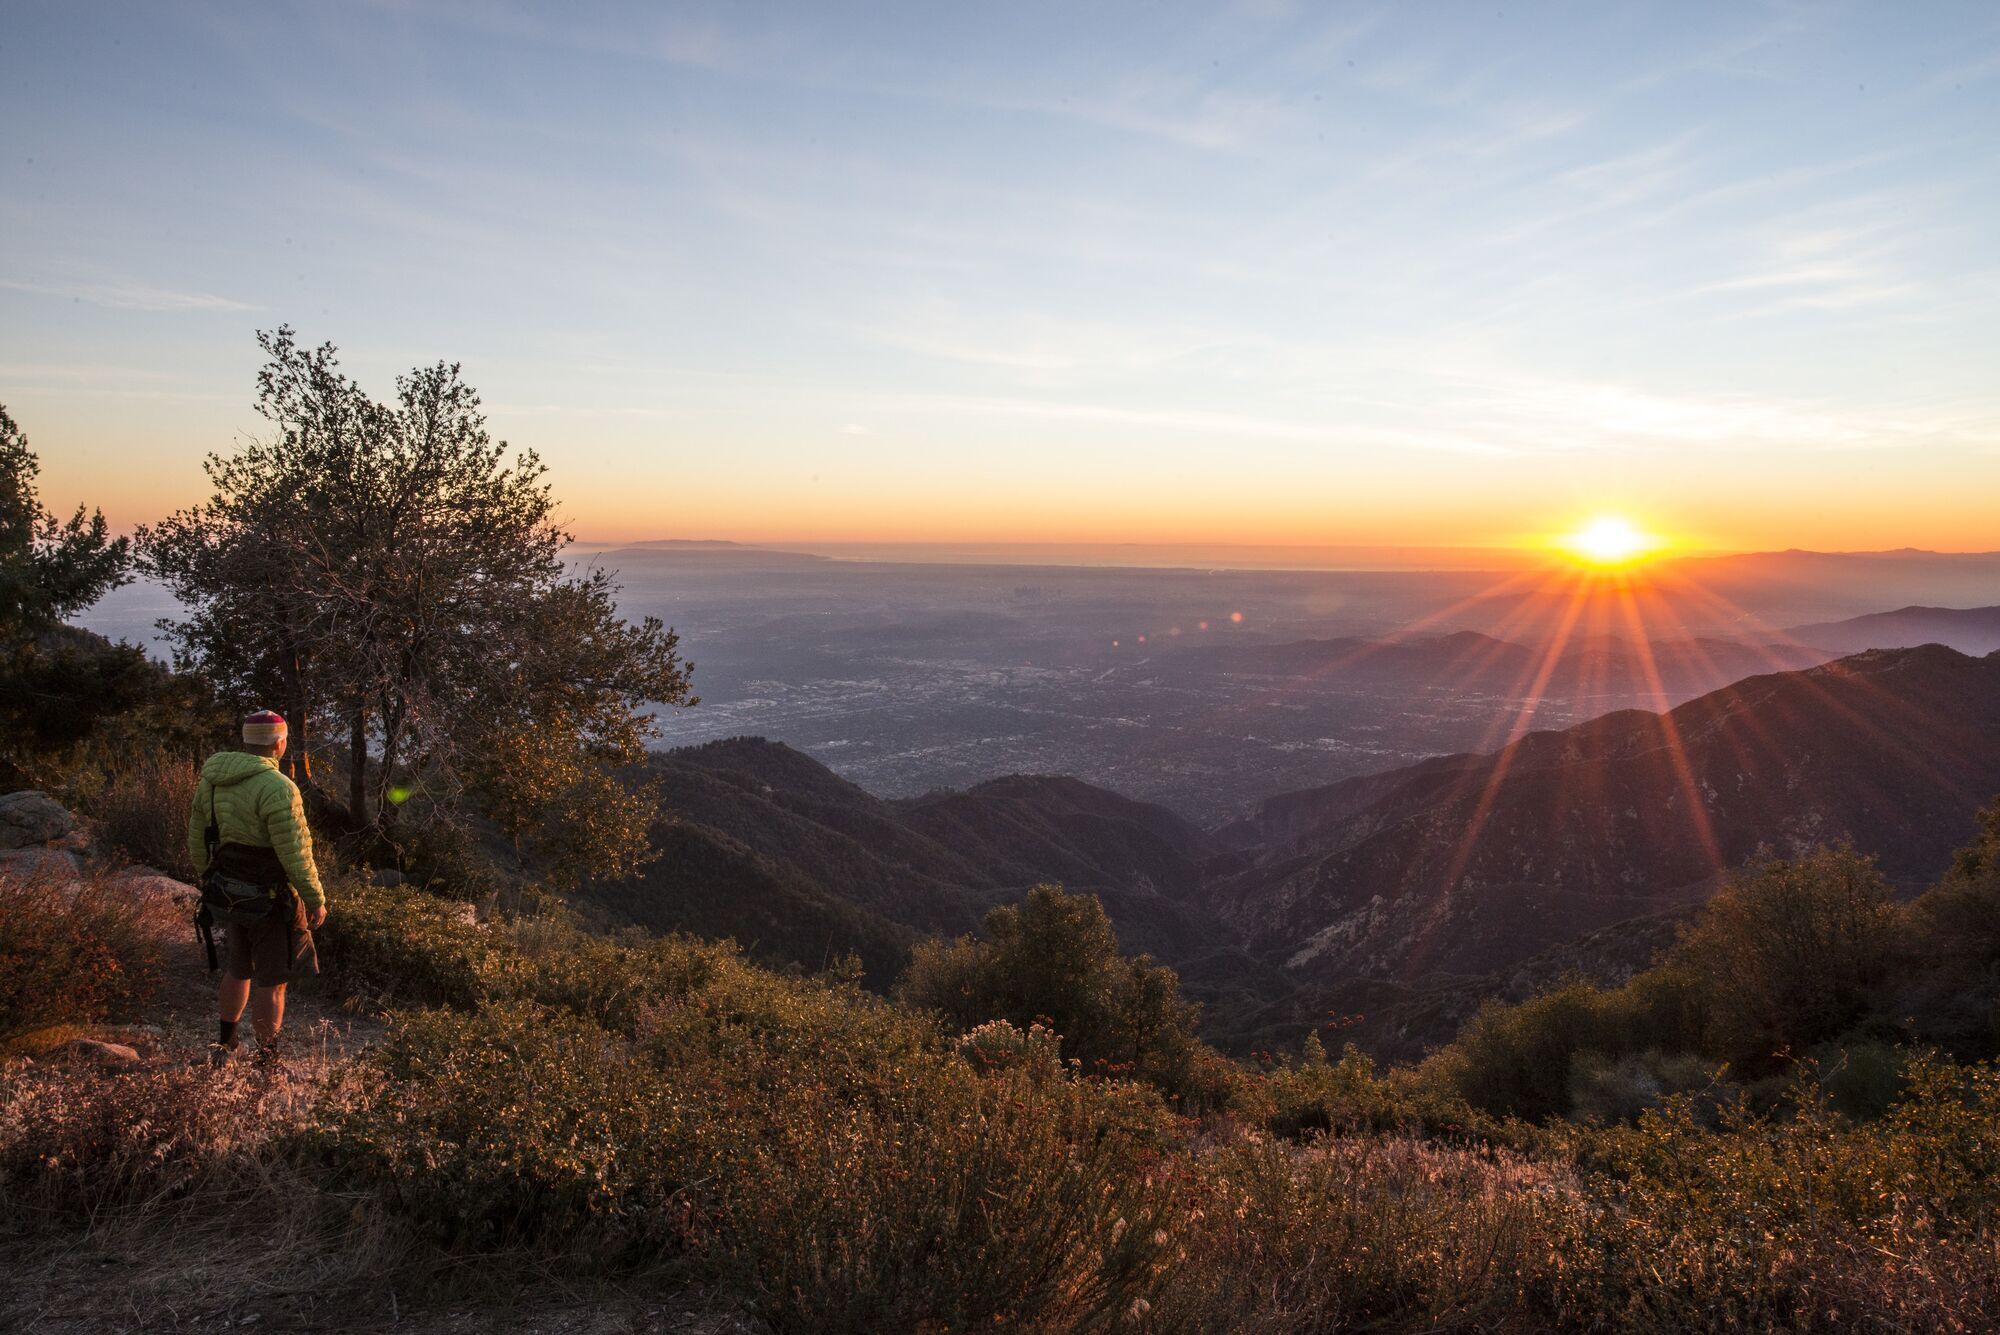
[88,748,201,881]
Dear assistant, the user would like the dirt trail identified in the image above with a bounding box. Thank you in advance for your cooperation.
[140,871,386,1063]
[42,863,385,1070]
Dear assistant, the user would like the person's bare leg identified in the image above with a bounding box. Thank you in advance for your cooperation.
[250,983,286,1047]
[219,974,250,1027]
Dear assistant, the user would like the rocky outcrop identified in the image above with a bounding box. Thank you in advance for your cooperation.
[0,790,78,849]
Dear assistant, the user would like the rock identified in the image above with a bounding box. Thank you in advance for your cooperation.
[65,1038,142,1067]
[370,867,404,888]
[0,790,78,849]
[0,846,83,878]
[119,872,197,907]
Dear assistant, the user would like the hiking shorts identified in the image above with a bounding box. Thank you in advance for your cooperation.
[224,894,317,986]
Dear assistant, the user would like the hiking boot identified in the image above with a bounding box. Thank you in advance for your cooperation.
[206,1041,240,1068]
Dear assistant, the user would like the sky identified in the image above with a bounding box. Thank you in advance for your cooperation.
[4,1,1999,555]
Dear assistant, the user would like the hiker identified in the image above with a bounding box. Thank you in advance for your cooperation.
[188,709,327,1062]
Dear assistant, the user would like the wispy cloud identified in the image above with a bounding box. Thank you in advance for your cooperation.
[850,391,1513,456]
[1440,367,1982,455]
[0,278,254,313]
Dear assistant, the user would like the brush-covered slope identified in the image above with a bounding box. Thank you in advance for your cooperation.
[1215,646,2000,984]
[578,737,1236,979]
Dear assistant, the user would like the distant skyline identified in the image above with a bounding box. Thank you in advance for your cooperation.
[5,1,1999,552]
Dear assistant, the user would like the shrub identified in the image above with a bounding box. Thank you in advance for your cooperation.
[1671,843,1900,1071]
[707,1051,1174,1331]
[1432,982,1615,1121]
[89,747,201,880]
[0,1051,330,1214]
[1898,798,2000,1058]
[0,869,172,1045]
[325,964,1180,1331]
[323,880,731,1031]
[1142,1135,1581,1332]
[1267,1035,1492,1140]
[1560,1054,2000,1328]
[1568,1049,1720,1126]
[322,1003,699,1258]
[901,883,1227,1111]
[956,1016,1065,1079]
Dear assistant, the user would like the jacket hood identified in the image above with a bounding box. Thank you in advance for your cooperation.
[202,751,280,786]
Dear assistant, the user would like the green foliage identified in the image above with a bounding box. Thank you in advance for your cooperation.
[1433,969,1710,1123]
[321,881,716,1030]
[10,856,2000,1330]
[1568,1049,1720,1127]
[900,883,1231,1111]
[316,886,1182,1329]
[323,1003,699,1256]
[0,403,131,635]
[1431,842,1933,1122]
[1898,799,2000,1057]
[139,327,694,879]
[0,406,159,785]
[1672,841,1900,1070]
[1264,1036,1493,1140]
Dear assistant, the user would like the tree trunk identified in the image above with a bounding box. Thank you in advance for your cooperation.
[349,706,368,824]
[286,650,312,783]
[375,694,405,829]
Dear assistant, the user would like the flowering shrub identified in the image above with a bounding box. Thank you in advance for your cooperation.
[956,1017,1065,1078]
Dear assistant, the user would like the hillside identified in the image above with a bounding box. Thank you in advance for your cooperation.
[1787,604,2000,656]
[577,737,1237,981]
[590,647,2000,1055]
[1211,645,2000,988]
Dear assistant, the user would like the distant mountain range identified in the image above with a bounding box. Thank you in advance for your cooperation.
[591,644,2000,1057]
[1787,605,2000,656]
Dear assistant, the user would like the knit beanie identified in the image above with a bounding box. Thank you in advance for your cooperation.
[242,709,288,746]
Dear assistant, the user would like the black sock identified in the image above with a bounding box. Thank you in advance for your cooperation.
[219,1019,239,1046]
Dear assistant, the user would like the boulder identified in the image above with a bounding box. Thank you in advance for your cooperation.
[370,867,405,888]
[119,873,197,912]
[0,846,83,878]
[0,790,78,849]
[65,1038,142,1067]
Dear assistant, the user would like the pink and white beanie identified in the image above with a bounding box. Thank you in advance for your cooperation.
[242,709,288,746]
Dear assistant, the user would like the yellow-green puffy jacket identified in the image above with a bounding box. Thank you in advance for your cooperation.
[187,751,326,910]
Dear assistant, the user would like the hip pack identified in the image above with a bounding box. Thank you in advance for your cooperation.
[195,795,294,973]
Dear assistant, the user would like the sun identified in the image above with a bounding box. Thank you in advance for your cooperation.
[1559,515,1663,567]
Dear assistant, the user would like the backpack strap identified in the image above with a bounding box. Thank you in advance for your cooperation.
[202,781,220,876]
[194,900,219,972]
